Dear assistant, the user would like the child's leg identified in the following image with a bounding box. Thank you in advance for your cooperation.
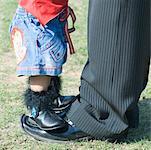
[25,75,75,116]
[30,76,51,92]
[24,75,59,116]
[10,6,76,130]
[24,75,69,130]
[24,75,76,130]
[27,75,52,118]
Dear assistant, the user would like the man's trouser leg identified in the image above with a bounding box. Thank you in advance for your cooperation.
[68,0,150,138]
[67,0,150,139]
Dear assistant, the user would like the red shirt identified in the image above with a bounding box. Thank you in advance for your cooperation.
[19,0,68,25]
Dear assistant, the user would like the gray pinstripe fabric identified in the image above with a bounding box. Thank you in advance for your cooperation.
[67,0,150,139]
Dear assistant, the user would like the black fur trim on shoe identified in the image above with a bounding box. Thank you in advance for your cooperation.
[48,76,62,95]
[24,76,62,111]
[24,89,59,112]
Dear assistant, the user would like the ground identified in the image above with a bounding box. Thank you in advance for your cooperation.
[0,0,151,149]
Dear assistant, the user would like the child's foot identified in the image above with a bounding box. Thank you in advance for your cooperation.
[29,95,77,131]
[24,89,77,131]
[28,110,68,131]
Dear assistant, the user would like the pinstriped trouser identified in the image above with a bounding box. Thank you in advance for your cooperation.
[67,0,150,139]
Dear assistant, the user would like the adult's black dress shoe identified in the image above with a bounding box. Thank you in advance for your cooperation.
[21,114,91,143]
[125,105,139,128]
[21,114,128,143]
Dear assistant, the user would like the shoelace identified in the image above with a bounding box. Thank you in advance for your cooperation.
[60,6,76,55]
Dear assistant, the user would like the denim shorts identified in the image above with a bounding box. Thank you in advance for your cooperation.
[9,6,67,76]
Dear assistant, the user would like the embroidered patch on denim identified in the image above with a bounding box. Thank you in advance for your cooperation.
[11,28,27,64]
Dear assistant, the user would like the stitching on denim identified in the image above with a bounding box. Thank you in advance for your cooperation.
[17,66,62,70]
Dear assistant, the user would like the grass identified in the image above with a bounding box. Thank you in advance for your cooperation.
[0,0,151,149]
[0,0,17,53]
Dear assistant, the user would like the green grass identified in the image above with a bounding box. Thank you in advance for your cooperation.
[0,0,17,53]
[0,0,151,149]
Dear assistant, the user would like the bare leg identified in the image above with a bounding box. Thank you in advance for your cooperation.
[29,76,51,92]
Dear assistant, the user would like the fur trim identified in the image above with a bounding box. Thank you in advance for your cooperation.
[48,76,62,94]
[24,76,62,111]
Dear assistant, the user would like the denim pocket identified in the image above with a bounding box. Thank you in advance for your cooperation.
[49,37,66,62]
[37,29,66,63]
